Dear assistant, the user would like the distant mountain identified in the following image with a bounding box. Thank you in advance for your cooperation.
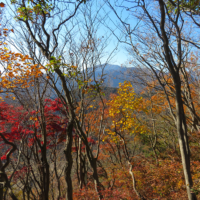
[48,63,155,96]
[95,64,153,92]
[1,64,156,104]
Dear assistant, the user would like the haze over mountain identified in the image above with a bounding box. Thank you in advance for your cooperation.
[95,64,153,92]
[1,63,153,103]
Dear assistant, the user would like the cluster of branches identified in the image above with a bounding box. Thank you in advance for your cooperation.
[0,0,200,200]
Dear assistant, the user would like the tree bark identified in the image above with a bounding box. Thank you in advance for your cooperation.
[158,1,197,199]
[64,121,74,200]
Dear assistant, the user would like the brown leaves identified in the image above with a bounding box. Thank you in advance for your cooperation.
[0,2,5,7]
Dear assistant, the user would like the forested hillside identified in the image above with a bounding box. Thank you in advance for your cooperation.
[0,1,200,200]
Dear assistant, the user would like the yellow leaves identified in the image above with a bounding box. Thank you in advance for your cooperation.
[7,65,12,70]
[177,179,184,189]
[30,116,37,121]
[3,54,10,58]
[106,81,146,141]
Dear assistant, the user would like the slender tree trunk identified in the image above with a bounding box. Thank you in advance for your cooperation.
[90,159,104,200]
[78,138,84,189]
[129,163,146,200]
[157,1,197,199]
[64,121,74,200]
[40,147,50,200]
[54,67,104,199]
[0,168,3,200]
[175,81,197,200]
[0,182,3,200]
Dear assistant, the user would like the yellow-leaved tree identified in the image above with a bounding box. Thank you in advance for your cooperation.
[107,81,145,139]
[106,81,147,200]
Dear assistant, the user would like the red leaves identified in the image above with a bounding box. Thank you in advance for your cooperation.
[72,147,78,152]
[88,137,96,144]
[44,98,63,112]
[1,155,6,160]
[0,99,68,150]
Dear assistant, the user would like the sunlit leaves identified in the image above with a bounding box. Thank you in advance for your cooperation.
[0,43,45,92]
[167,0,200,14]
[106,81,145,140]
[14,0,53,21]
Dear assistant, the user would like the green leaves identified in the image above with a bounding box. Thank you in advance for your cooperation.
[13,0,53,21]
[167,0,200,15]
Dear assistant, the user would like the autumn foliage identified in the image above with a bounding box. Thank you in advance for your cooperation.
[0,0,200,200]
[1,67,200,199]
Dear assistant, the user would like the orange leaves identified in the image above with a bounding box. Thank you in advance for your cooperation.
[0,2,5,7]
[0,28,14,37]
[0,43,45,91]
[29,116,37,121]
[8,72,14,78]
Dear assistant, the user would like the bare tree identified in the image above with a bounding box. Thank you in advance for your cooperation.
[105,0,198,199]
[4,0,117,199]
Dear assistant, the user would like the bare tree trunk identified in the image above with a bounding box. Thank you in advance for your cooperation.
[158,1,197,199]
[0,135,18,200]
[90,158,104,200]
[54,68,104,199]
[40,147,50,200]
[175,82,197,200]
[37,79,50,200]
[64,121,74,200]
[128,163,146,200]
[0,179,3,200]
[78,138,85,189]
[120,135,146,200]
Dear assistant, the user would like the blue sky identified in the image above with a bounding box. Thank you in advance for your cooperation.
[0,0,131,67]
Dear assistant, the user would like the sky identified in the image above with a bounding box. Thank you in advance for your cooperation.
[0,0,132,67]
[2,0,199,71]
